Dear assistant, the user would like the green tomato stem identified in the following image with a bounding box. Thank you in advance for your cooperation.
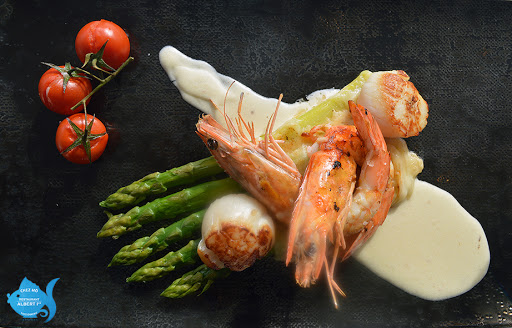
[73,67,104,82]
[70,56,134,112]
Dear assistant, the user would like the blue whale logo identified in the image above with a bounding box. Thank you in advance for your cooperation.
[7,277,59,323]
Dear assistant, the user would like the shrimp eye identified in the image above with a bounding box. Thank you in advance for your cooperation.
[207,138,219,150]
[333,202,340,212]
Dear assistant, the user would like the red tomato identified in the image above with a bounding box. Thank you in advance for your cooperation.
[56,113,108,164]
[75,19,130,70]
[38,66,92,115]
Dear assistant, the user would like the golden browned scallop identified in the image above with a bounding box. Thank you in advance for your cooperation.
[357,70,428,138]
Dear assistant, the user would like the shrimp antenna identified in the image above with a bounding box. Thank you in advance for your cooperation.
[224,81,236,116]
[208,81,241,146]
[264,94,282,156]
[235,92,248,140]
[324,255,346,309]
[262,94,298,172]
[236,92,257,144]
[223,81,237,138]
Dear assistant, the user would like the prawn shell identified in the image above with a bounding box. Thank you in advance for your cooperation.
[196,114,300,223]
[286,125,361,287]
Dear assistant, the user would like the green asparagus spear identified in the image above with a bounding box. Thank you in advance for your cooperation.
[126,239,201,282]
[273,70,372,173]
[100,156,223,210]
[97,177,242,239]
[109,210,205,266]
[160,264,231,298]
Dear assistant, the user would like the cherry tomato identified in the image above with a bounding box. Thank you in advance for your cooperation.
[56,113,108,164]
[38,66,92,115]
[75,19,130,70]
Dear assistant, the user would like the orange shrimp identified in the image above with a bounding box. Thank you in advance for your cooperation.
[196,92,301,224]
[286,100,393,307]
[339,101,395,260]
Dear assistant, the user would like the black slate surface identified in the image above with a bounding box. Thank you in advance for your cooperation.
[1,0,511,327]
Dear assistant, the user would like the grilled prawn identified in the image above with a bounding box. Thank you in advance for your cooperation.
[196,93,301,224]
[286,101,393,307]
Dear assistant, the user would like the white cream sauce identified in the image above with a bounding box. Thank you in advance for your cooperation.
[159,46,338,136]
[159,46,490,301]
[353,180,489,300]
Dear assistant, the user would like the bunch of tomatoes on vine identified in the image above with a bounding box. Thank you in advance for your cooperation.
[38,19,133,164]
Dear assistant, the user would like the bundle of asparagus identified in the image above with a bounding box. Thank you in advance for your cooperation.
[97,71,371,299]
[97,159,241,298]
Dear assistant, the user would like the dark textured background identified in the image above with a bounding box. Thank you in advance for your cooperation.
[1,0,511,327]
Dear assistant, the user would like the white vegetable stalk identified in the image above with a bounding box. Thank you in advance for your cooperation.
[197,194,275,271]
